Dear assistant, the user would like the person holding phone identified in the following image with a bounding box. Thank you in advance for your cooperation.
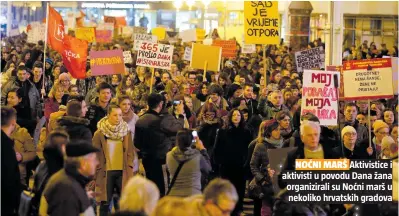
[166,129,212,197]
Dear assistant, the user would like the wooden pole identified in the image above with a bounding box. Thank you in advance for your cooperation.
[263,45,267,88]
[150,67,155,93]
[203,61,208,82]
[41,3,50,99]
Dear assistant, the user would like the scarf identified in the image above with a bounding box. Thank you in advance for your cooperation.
[97,116,129,140]
[122,109,134,123]
[265,137,284,148]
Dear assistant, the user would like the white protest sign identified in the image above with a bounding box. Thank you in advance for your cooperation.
[295,46,325,72]
[133,34,158,51]
[133,26,147,34]
[67,12,75,30]
[123,51,132,64]
[183,47,192,61]
[242,44,256,54]
[301,70,339,126]
[27,22,46,43]
[122,26,133,37]
[343,58,394,100]
[136,42,174,70]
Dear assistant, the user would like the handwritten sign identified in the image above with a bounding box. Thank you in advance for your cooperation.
[136,42,174,70]
[244,1,279,44]
[183,47,192,61]
[133,26,147,34]
[190,43,222,72]
[96,30,112,43]
[242,44,256,54]
[212,40,237,58]
[123,51,132,64]
[90,49,125,76]
[27,22,45,43]
[326,66,344,99]
[152,27,166,40]
[133,34,158,50]
[75,27,95,42]
[343,58,394,100]
[301,70,339,126]
[295,46,325,72]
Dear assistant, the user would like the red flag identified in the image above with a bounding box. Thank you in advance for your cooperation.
[115,17,127,28]
[61,35,88,79]
[47,6,65,54]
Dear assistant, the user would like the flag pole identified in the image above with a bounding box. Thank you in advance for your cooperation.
[41,3,50,99]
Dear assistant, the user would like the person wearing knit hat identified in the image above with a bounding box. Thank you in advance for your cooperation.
[363,120,390,158]
[381,136,397,159]
[39,140,99,215]
[334,125,375,159]
[44,58,53,78]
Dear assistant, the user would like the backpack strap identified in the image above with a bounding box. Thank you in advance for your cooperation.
[166,160,188,195]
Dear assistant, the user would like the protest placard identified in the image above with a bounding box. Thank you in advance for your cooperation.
[295,46,325,72]
[133,34,158,51]
[180,29,206,42]
[133,26,147,34]
[27,22,45,43]
[95,30,113,43]
[241,44,256,54]
[122,26,133,38]
[343,58,394,100]
[67,12,75,30]
[244,1,279,44]
[183,47,192,61]
[152,27,166,40]
[212,40,237,58]
[97,23,114,31]
[136,42,174,70]
[392,57,398,94]
[75,27,95,42]
[123,51,132,64]
[301,70,339,126]
[190,43,222,72]
[90,49,125,76]
[326,66,344,99]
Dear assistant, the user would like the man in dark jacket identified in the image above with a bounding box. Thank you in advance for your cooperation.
[86,82,112,134]
[1,106,21,216]
[243,84,258,119]
[134,93,167,196]
[39,141,99,216]
[335,102,368,144]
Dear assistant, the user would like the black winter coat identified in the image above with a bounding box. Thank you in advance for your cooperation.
[57,116,92,143]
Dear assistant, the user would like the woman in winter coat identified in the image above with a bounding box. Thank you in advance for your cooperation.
[6,87,35,135]
[166,129,212,197]
[93,105,136,216]
[44,83,64,121]
[275,111,293,141]
[250,119,286,216]
[214,108,253,216]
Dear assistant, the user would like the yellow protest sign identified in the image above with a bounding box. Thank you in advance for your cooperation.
[196,29,205,41]
[244,1,279,44]
[190,43,222,72]
[75,27,95,42]
[152,27,166,40]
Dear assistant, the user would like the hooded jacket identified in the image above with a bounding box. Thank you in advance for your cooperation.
[166,147,211,197]
[58,115,92,142]
[86,97,109,135]
[258,99,289,120]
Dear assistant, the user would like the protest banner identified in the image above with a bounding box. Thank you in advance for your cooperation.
[95,30,112,43]
[75,27,95,42]
[123,51,132,64]
[133,26,147,34]
[122,26,133,38]
[295,46,325,72]
[212,40,237,58]
[241,44,256,54]
[183,47,192,61]
[27,22,46,43]
[190,43,222,73]
[9,25,20,37]
[326,66,344,99]
[133,34,158,50]
[166,31,179,43]
[90,49,125,76]
[180,29,206,42]
[136,41,174,70]
[152,27,166,40]
[301,70,340,126]
[343,58,394,100]
[244,1,279,44]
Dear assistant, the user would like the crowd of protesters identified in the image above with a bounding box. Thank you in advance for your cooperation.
[1,29,398,216]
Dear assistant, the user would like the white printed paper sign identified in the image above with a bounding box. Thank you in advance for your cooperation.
[123,51,132,64]
[136,42,174,70]
[241,44,256,54]
[301,70,339,126]
[133,34,157,51]
[183,47,192,61]
[295,46,325,72]
[27,22,46,43]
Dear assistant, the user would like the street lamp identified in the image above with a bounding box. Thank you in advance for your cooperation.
[202,0,211,9]
[174,0,183,11]
[186,0,195,10]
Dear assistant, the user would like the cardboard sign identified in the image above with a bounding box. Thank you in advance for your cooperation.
[90,49,125,76]
[133,34,158,51]
[212,40,237,58]
[123,51,132,64]
[27,22,45,43]
[343,58,394,100]
[96,30,112,43]
[190,43,222,72]
[242,44,256,54]
[75,27,95,42]
[97,23,114,31]
[180,29,206,42]
[133,26,147,34]
[122,26,133,38]
[326,66,344,99]
[136,42,174,70]
[301,70,340,126]
[152,27,166,40]
[295,46,325,72]
[183,47,192,61]
[244,1,279,44]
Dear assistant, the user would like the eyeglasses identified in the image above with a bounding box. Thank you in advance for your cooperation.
[344,132,357,137]
[378,131,389,136]
[205,113,215,118]
[213,202,233,215]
